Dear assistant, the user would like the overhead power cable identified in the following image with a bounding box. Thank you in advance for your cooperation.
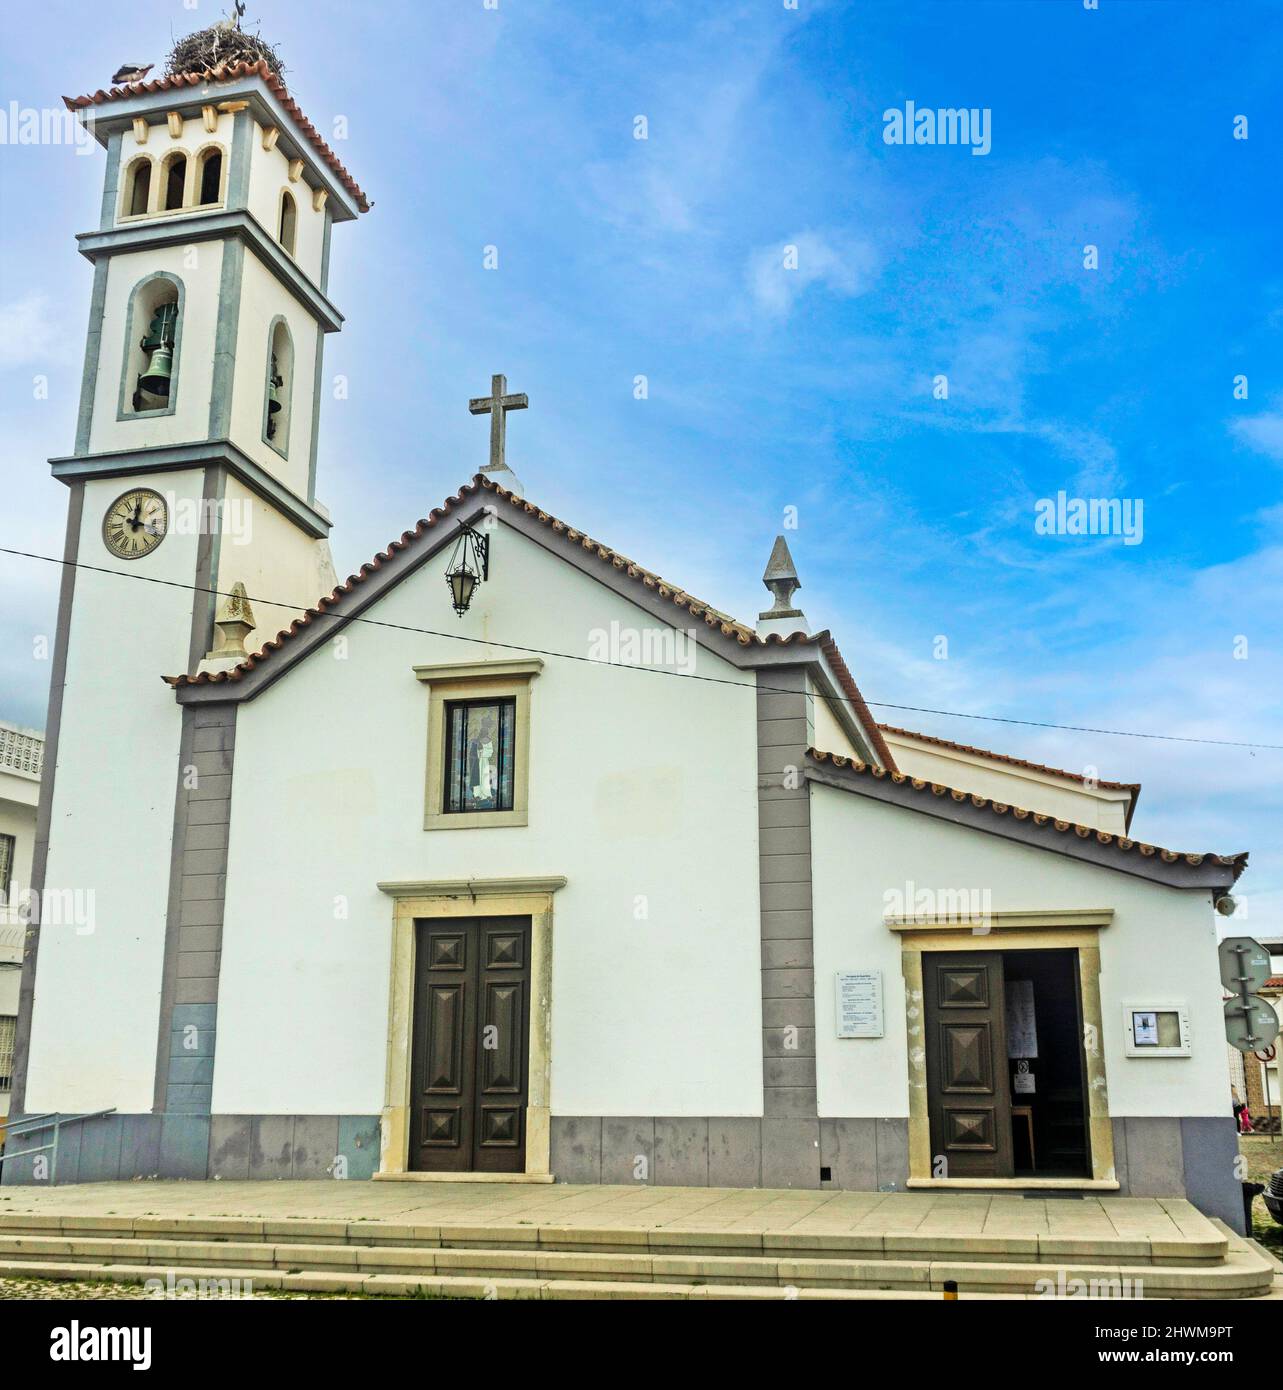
[1,543,1279,753]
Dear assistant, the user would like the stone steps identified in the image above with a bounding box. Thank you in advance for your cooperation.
[0,1225,1272,1299]
[0,1212,1232,1263]
[0,1259,1033,1300]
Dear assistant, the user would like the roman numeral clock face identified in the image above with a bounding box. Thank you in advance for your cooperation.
[103,488,168,561]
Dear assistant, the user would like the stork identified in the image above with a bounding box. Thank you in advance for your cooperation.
[111,63,153,85]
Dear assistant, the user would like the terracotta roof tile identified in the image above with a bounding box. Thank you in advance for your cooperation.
[819,637,897,772]
[877,723,1140,795]
[64,59,369,212]
[168,474,757,685]
[806,747,1247,881]
[163,476,895,770]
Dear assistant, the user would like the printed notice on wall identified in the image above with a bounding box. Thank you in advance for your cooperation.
[836,971,884,1038]
[1005,978,1038,1058]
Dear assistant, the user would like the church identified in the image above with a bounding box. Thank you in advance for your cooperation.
[4,49,1250,1234]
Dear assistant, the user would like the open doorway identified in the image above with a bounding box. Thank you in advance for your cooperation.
[1002,949,1091,1179]
[922,947,1091,1181]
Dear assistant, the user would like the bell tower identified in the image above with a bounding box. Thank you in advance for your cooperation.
[10,44,369,1121]
[54,51,369,660]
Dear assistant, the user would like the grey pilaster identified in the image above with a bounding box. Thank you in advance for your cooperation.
[188,464,228,672]
[208,239,245,441]
[757,667,820,1185]
[152,704,237,1114]
[73,261,110,455]
[307,332,326,505]
[225,107,253,211]
[98,129,123,230]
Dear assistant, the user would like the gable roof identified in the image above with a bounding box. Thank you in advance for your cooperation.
[879,722,1141,830]
[806,747,1247,889]
[165,474,898,768]
[64,59,370,213]
[878,723,1141,794]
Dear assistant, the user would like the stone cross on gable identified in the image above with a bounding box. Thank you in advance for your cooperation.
[469,373,528,476]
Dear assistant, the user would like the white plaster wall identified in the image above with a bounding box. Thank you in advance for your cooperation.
[88,243,223,455]
[114,111,234,228]
[810,682,861,761]
[23,471,202,1113]
[214,476,337,657]
[883,735,1131,833]
[214,518,763,1116]
[811,783,1230,1120]
[246,126,326,285]
[227,253,317,497]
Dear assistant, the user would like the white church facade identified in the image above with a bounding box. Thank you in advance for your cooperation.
[6,60,1250,1232]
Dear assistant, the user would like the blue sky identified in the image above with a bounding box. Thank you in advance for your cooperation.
[1,0,1280,915]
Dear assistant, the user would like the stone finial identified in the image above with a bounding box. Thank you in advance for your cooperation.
[756,535,809,637]
[200,582,258,673]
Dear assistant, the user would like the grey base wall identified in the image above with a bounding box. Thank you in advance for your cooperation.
[3,1112,1247,1234]
[1112,1115,1247,1234]
[551,1115,1249,1235]
[551,1116,911,1191]
[0,1114,380,1185]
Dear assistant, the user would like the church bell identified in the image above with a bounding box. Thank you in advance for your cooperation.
[265,352,284,438]
[137,302,178,400]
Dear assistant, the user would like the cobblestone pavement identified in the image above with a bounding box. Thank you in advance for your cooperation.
[0,1277,374,1300]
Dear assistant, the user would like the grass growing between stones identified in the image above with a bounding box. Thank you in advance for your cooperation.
[0,1276,473,1302]
[1239,1134,1283,1254]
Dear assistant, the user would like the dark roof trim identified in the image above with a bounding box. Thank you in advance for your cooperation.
[65,61,368,217]
[805,749,1247,890]
[880,721,1141,830]
[172,480,781,703]
[168,477,896,758]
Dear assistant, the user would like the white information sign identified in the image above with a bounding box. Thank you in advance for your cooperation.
[836,971,884,1039]
[1005,978,1039,1059]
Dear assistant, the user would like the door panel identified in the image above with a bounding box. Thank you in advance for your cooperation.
[410,917,530,1173]
[924,953,1013,1178]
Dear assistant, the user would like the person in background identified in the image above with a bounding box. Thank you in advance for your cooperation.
[1233,1089,1255,1134]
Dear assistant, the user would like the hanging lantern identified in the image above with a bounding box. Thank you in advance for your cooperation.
[138,302,178,400]
[444,522,490,617]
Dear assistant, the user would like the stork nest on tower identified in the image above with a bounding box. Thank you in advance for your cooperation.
[165,22,285,82]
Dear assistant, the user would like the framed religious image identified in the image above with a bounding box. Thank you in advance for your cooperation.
[444,698,517,814]
[416,658,541,831]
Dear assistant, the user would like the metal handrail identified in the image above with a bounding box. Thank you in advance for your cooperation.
[0,1108,117,1184]
[3,1111,61,1136]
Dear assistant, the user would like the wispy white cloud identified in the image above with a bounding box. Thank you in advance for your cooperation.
[747,231,879,319]
[1229,411,1283,461]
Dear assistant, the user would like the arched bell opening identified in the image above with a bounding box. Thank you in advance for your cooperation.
[120,274,184,417]
[263,316,295,456]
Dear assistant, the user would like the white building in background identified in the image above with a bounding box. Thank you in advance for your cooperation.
[3,47,1256,1235]
[0,722,42,1127]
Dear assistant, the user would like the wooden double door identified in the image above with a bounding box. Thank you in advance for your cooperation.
[409,917,531,1173]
